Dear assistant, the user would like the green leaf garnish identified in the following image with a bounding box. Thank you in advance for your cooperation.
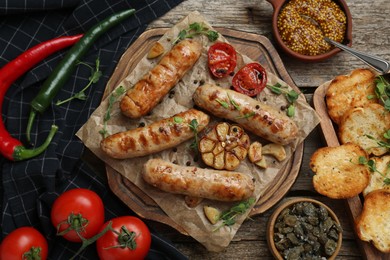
[188,119,200,151]
[174,116,184,124]
[213,197,255,232]
[56,57,102,106]
[99,86,126,138]
[365,131,390,149]
[216,99,229,109]
[373,75,390,111]
[358,156,390,186]
[172,22,219,44]
[236,112,255,119]
[227,93,240,110]
[266,83,299,117]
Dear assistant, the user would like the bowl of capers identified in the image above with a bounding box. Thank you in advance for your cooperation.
[267,198,342,259]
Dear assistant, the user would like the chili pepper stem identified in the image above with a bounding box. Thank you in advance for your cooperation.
[13,125,58,161]
[26,110,37,143]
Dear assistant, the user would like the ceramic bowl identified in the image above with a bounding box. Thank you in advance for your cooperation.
[266,0,353,62]
[267,198,343,259]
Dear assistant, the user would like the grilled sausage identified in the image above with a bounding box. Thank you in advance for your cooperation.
[120,39,202,118]
[101,109,209,159]
[142,158,255,202]
[193,84,299,145]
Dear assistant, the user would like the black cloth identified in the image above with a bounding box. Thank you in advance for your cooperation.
[0,0,187,259]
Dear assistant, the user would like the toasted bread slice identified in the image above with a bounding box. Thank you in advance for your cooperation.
[310,143,369,199]
[363,155,390,197]
[338,103,390,156]
[326,68,377,125]
[356,189,390,253]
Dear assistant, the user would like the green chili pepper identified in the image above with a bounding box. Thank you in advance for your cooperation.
[26,9,136,142]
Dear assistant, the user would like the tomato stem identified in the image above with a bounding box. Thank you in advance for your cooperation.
[69,221,113,260]
[56,213,88,236]
[104,225,139,250]
[22,246,43,260]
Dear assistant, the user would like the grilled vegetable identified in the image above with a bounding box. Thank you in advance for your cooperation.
[199,122,250,170]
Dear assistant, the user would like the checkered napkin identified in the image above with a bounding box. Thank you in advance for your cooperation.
[0,0,187,259]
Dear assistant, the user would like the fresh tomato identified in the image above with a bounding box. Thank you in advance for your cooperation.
[0,226,48,260]
[232,62,267,96]
[208,42,237,78]
[96,216,151,260]
[51,188,105,242]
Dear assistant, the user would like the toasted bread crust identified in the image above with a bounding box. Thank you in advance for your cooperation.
[310,143,369,199]
[326,68,377,125]
[338,103,390,156]
[356,189,390,253]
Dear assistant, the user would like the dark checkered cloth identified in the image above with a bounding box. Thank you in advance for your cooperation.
[0,0,187,259]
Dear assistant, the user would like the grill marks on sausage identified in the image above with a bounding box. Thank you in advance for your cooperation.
[120,40,202,119]
[208,89,287,134]
[193,84,298,145]
[143,159,254,201]
[100,109,210,159]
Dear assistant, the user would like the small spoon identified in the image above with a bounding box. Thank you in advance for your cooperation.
[324,37,390,74]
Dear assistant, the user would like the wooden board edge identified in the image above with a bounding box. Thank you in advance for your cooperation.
[313,83,388,259]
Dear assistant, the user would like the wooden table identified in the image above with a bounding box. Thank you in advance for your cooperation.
[137,0,390,259]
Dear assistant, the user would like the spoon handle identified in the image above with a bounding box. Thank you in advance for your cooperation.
[325,37,390,74]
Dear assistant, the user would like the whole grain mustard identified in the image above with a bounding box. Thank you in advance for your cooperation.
[277,0,347,56]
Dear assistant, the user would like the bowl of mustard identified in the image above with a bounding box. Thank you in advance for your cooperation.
[267,0,352,62]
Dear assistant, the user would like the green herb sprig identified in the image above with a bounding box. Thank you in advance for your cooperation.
[173,22,218,45]
[213,197,255,232]
[188,119,200,151]
[365,129,390,149]
[56,58,102,106]
[358,156,390,186]
[370,75,390,111]
[235,112,255,119]
[171,117,200,151]
[266,83,299,117]
[215,93,241,111]
[99,86,126,138]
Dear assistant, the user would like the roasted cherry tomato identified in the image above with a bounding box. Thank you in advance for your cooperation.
[0,227,48,260]
[208,42,237,78]
[51,188,105,242]
[232,62,267,96]
[96,216,152,260]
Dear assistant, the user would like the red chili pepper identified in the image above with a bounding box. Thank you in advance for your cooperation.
[0,34,83,161]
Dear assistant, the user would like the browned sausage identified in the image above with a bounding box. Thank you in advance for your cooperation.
[100,109,209,159]
[192,84,299,145]
[142,158,255,202]
[120,39,202,118]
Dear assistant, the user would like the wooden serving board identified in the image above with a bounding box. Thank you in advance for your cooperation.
[104,27,304,235]
[313,83,390,260]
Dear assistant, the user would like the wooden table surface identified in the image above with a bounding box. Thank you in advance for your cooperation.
[138,0,390,259]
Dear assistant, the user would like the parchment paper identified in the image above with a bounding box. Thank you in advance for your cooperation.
[76,11,320,252]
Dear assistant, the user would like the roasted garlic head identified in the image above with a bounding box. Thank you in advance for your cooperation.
[199,122,250,170]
